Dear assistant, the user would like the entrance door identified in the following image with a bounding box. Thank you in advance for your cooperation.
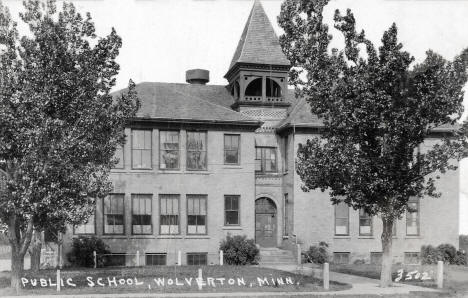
[255,198,277,247]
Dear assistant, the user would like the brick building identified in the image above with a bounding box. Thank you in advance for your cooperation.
[63,0,459,266]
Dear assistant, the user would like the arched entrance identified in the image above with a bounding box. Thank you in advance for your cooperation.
[255,197,277,247]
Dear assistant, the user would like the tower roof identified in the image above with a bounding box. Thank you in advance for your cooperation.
[228,0,290,72]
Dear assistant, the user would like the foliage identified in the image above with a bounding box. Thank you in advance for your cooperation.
[67,236,110,268]
[278,0,468,286]
[0,0,139,287]
[421,244,467,265]
[304,241,329,264]
[219,235,259,265]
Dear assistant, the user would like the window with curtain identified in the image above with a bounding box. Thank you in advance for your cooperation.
[159,131,179,169]
[187,195,207,234]
[224,195,239,225]
[104,194,124,234]
[187,131,207,170]
[406,199,420,236]
[335,202,349,235]
[132,194,152,234]
[159,194,179,234]
[224,134,240,164]
[359,209,372,236]
[132,130,152,169]
[255,147,277,173]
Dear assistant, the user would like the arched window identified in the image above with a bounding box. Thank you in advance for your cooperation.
[245,78,262,96]
[266,78,282,97]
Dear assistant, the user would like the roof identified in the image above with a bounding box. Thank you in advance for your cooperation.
[113,82,261,126]
[228,0,290,72]
[277,96,323,132]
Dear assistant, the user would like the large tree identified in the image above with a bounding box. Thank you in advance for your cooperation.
[0,0,139,289]
[278,0,468,287]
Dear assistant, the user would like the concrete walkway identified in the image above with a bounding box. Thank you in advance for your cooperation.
[259,263,441,296]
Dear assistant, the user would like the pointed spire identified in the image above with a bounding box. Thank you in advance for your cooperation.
[228,0,290,72]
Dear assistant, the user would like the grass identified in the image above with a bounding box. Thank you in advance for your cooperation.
[330,263,468,296]
[0,265,350,296]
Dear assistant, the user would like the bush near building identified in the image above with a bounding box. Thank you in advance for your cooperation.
[219,235,259,265]
[420,244,467,265]
[303,242,329,264]
[67,237,110,268]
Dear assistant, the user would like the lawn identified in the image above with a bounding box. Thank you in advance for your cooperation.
[330,263,468,296]
[0,265,350,296]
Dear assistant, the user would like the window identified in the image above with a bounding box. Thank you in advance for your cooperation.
[283,193,289,236]
[103,194,124,234]
[160,131,179,169]
[255,147,277,173]
[224,195,239,225]
[335,202,349,235]
[370,252,382,265]
[187,253,207,265]
[74,205,95,235]
[224,134,240,164]
[404,252,420,265]
[132,130,152,169]
[186,131,207,170]
[187,195,207,234]
[393,221,397,236]
[105,254,126,267]
[406,199,420,236]
[159,194,180,234]
[132,194,152,235]
[359,209,372,236]
[146,253,167,266]
[113,145,124,169]
[333,252,350,264]
[284,136,288,171]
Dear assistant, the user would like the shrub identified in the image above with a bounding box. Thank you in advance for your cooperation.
[421,245,441,265]
[67,236,110,268]
[219,235,259,265]
[304,241,329,264]
[421,243,466,265]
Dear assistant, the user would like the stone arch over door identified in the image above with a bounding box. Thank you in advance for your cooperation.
[255,197,277,247]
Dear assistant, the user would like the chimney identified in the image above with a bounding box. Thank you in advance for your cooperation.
[186,69,209,85]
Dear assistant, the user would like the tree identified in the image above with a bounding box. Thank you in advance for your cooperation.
[278,0,467,287]
[0,0,139,290]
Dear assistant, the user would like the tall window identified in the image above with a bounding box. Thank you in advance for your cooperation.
[75,204,95,235]
[406,199,420,236]
[104,194,124,234]
[132,130,152,169]
[132,194,152,235]
[159,194,180,234]
[160,131,179,169]
[255,147,277,173]
[283,193,289,236]
[284,136,288,172]
[113,145,124,169]
[187,195,207,234]
[359,209,372,236]
[335,202,349,235]
[224,195,239,225]
[224,134,240,164]
[186,132,207,170]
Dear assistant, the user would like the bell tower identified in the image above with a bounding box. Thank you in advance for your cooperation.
[224,0,291,112]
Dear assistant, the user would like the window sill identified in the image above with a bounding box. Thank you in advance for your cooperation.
[129,170,154,174]
[222,226,243,230]
[156,235,183,239]
[333,236,351,239]
[100,235,127,239]
[405,236,422,239]
[185,236,210,239]
[130,235,155,239]
[158,169,182,174]
[222,165,242,169]
[358,236,374,239]
[184,171,212,175]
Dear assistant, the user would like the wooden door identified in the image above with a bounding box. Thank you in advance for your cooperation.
[255,198,277,247]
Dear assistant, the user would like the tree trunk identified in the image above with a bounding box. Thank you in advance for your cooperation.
[29,230,42,272]
[10,245,25,292]
[8,214,34,291]
[380,216,394,287]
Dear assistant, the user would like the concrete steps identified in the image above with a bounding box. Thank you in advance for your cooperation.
[259,247,297,266]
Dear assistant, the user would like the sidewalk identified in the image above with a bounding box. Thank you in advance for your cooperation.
[259,263,441,296]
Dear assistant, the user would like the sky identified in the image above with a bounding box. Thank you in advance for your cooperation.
[3,0,468,233]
